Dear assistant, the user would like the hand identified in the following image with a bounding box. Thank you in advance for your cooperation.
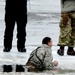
[53,60,58,67]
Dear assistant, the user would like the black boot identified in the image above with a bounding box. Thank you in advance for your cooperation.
[67,47,75,56]
[57,46,64,56]
[18,48,26,52]
[3,48,11,52]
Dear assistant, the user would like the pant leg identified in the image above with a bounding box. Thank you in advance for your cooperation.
[69,12,75,47]
[16,15,27,49]
[4,12,15,49]
[26,62,39,72]
[58,13,72,46]
[15,0,27,49]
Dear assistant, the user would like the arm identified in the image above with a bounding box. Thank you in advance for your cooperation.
[44,49,54,70]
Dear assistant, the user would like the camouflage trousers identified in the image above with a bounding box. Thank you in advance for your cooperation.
[58,12,75,47]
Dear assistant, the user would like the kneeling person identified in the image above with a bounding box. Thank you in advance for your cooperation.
[26,37,58,72]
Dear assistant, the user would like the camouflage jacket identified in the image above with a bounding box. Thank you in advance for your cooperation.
[28,44,54,70]
[61,0,75,12]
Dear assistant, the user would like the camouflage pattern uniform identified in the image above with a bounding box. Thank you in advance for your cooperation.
[26,44,54,71]
[58,0,75,47]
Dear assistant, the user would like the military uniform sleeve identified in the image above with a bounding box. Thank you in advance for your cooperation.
[44,49,54,70]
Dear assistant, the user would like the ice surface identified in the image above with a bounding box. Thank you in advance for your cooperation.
[0,0,75,75]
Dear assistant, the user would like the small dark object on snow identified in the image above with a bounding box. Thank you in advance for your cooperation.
[3,65,12,72]
[16,65,25,72]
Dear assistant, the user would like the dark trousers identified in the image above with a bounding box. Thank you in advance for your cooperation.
[4,1,27,49]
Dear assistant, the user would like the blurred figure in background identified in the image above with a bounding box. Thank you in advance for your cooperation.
[4,0,27,52]
[57,0,75,56]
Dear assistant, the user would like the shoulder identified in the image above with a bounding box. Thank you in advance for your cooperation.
[41,44,52,53]
[42,44,51,50]
[36,44,51,52]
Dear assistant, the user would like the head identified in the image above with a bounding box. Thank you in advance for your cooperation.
[42,37,52,47]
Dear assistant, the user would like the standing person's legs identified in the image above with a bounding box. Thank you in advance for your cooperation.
[4,12,15,52]
[57,13,71,56]
[67,12,75,55]
[16,15,27,52]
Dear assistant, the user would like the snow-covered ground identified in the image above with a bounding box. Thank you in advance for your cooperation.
[0,0,75,75]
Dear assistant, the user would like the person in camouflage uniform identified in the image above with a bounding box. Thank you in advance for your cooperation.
[57,0,75,56]
[26,37,58,72]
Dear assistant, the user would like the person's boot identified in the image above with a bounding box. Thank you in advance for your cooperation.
[67,47,75,56]
[3,48,11,52]
[18,48,26,52]
[57,46,64,56]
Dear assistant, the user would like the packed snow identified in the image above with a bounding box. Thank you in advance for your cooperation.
[0,0,75,75]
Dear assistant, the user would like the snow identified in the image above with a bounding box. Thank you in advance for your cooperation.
[0,0,75,75]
